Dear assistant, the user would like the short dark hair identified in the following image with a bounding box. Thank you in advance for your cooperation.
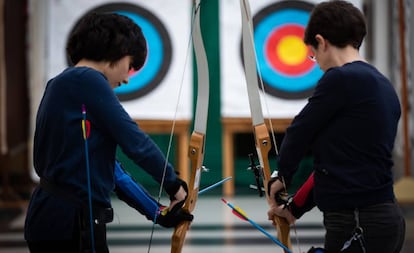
[66,12,147,70]
[304,0,366,49]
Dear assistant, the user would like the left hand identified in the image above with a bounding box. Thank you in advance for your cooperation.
[268,178,284,207]
[169,185,187,211]
[165,177,189,210]
[267,178,296,224]
[156,204,194,228]
[267,203,296,225]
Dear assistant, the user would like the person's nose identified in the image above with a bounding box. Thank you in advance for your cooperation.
[122,76,129,84]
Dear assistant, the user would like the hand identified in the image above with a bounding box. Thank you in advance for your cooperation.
[156,205,194,228]
[169,185,187,211]
[267,177,284,207]
[267,204,296,225]
[267,177,295,224]
[165,177,188,203]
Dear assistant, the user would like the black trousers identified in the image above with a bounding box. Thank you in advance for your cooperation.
[323,201,405,253]
[27,216,109,253]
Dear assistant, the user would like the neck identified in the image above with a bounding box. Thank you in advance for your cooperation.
[75,59,109,73]
[329,45,365,67]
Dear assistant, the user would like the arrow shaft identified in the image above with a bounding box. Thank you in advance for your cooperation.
[222,199,292,253]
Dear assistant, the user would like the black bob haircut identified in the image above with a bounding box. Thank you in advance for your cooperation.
[66,12,147,71]
[304,0,366,49]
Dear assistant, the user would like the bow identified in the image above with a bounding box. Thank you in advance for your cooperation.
[170,0,210,252]
[239,0,292,251]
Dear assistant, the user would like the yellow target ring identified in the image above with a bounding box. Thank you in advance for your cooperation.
[276,35,308,66]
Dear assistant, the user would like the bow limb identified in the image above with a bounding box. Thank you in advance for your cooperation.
[239,0,292,251]
[171,1,209,252]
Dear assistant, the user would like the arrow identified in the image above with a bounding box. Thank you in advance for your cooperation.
[198,177,232,195]
[221,198,292,253]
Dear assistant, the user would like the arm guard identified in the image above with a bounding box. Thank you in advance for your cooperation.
[289,172,316,219]
[113,160,159,221]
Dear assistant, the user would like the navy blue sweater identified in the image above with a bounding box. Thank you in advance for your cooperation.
[277,61,401,211]
[25,67,178,240]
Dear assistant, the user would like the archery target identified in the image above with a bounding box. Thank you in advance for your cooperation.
[70,3,172,101]
[252,1,323,99]
[220,0,362,119]
[46,0,192,119]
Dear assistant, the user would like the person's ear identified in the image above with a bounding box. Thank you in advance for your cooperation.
[315,34,327,50]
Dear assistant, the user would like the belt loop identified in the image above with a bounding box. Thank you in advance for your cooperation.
[354,208,360,228]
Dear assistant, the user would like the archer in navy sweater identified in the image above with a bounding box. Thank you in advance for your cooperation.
[267,1,405,252]
[278,61,400,211]
[25,13,191,253]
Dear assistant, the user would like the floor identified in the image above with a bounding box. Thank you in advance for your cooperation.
[0,196,413,253]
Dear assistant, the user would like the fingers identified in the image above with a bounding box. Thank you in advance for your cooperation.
[268,179,284,207]
[156,204,194,228]
[269,179,284,198]
[168,186,187,210]
[267,205,296,225]
[175,186,187,201]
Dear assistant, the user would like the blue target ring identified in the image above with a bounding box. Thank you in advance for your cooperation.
[69,3,172,101]
[115,11,164,95]
[252,0,323,99]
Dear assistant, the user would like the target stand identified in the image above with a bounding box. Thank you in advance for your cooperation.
[135,119,191,182]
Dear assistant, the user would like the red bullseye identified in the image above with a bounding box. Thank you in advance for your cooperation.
[265,25,314,76]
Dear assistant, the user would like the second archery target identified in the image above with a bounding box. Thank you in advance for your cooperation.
[251,0,323,99]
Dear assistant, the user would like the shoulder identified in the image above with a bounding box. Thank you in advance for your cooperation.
[69,67,107,82]
[318,61,372,89]
[54,66,106,83]
[62,67,110,91]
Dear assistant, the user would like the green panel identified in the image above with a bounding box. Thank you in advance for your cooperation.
[116,134,177,194]
[116,1,313,196]
[194,0,223,190]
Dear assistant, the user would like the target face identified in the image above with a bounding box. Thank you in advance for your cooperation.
[69,3,172,101]
[251,0,323,99]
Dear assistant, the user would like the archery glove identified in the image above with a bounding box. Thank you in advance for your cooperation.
[267,177,290,206]
[164,177,189,201]
[156,203,194,228]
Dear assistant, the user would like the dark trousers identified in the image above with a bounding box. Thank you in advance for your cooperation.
[323,201,405,253]
[27,218,109,253]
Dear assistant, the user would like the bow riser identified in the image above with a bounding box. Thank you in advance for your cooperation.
[185,132,205,212]
[254,124,292,251]
[171,132,205,253]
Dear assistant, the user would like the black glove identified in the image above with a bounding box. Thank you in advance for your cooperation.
[267,177,290,206]
[267,177,279,197]
[164,177,189,201]
[155,203,194,228]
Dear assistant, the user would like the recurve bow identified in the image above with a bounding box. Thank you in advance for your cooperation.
[170,0,209,252]
[239,0,292,251]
